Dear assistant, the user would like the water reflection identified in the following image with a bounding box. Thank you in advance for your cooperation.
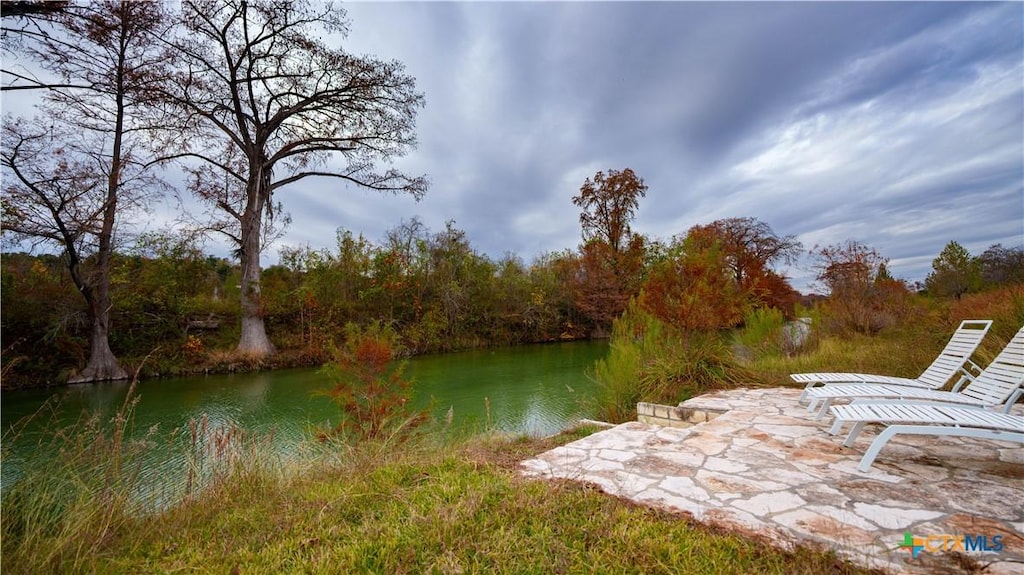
[1,340,607,496]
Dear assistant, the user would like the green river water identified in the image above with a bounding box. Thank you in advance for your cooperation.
[0,340,608,499]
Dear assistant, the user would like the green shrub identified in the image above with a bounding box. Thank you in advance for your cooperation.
[592,301,750,423]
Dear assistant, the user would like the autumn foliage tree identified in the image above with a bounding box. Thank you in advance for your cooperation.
[167,0,427,358]
[638,218,800,332]
[812,241,910,334]
[686,217,802,317]
[571,168,647,333]
[639,238,750,331]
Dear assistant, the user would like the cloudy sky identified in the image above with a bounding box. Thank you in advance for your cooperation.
[7,2,1024,293]
[265,1,1022,293]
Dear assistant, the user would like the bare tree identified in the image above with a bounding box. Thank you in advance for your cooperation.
[978,243,1024,286]
[811,240,909,334]
[2,2,75,92]
[167,0,427,357]
[1,1,170,383]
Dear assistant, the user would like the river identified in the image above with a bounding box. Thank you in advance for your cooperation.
[1,340,608,497]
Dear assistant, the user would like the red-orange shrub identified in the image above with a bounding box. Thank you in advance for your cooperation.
[319,323,426,441]
[639,241,748,331]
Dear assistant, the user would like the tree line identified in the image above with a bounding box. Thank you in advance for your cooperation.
[7,181,1017,389]
[0,207,800,387]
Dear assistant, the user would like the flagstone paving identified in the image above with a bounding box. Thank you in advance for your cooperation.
[520,388,1024,574]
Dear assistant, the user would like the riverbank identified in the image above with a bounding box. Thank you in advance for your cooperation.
[0,335,597,391]
[1,424,878,574]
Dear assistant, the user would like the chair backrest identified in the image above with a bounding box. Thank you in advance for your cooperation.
[916,319,992,388]
[961,327,1024,405]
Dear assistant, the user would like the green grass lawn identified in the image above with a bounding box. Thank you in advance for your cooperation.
[2,425,881,575]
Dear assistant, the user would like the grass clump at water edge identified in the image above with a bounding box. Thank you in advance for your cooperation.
[591,301,755,423]
[0,381,289,574]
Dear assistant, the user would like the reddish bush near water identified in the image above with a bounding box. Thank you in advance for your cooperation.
[319,323,426,441]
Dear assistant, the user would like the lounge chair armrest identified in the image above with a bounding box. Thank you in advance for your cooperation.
[962,358,983,376]
[950,374,972,393]
[1001,387,1024,414]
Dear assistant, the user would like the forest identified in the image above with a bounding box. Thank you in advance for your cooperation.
[3,205,1022,389]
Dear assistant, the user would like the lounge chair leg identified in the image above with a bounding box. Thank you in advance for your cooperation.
[814,399,831,420]
[829,418,845,436]
[799,384,813,402]
[843,422,867,447]
[857,426,901,471]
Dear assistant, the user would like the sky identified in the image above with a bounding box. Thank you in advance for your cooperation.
[7,1,1024,293]
[282,1,1023,293]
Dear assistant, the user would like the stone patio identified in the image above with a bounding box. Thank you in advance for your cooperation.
[520,388,1024,574]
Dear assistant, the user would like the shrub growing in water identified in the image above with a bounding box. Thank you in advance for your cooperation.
[319,323,427,441]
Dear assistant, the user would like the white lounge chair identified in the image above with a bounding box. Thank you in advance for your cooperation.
[828,401,1024,471]
[804,327,1024,419]
[792,319,992,401]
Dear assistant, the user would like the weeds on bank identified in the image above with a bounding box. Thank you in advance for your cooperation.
[747,285,1024,386]
[1,386,284,574]
[1,395,151,573]
[89,429,875,575]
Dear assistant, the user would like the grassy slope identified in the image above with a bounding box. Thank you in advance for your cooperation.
[4,428,878,575]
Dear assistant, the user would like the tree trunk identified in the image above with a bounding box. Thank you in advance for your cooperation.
[69,309,128,383]
[67,36,131,385]
[236,199,276,357]
[65,251,127,383]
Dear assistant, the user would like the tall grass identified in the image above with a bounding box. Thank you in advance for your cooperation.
[946,283,1024,360]
[52,428,875,575]
[1,389,154,572]
[1,385,286,574]
[734,307,788,359]
[749,284,1024,386]
[592,301,752,423]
